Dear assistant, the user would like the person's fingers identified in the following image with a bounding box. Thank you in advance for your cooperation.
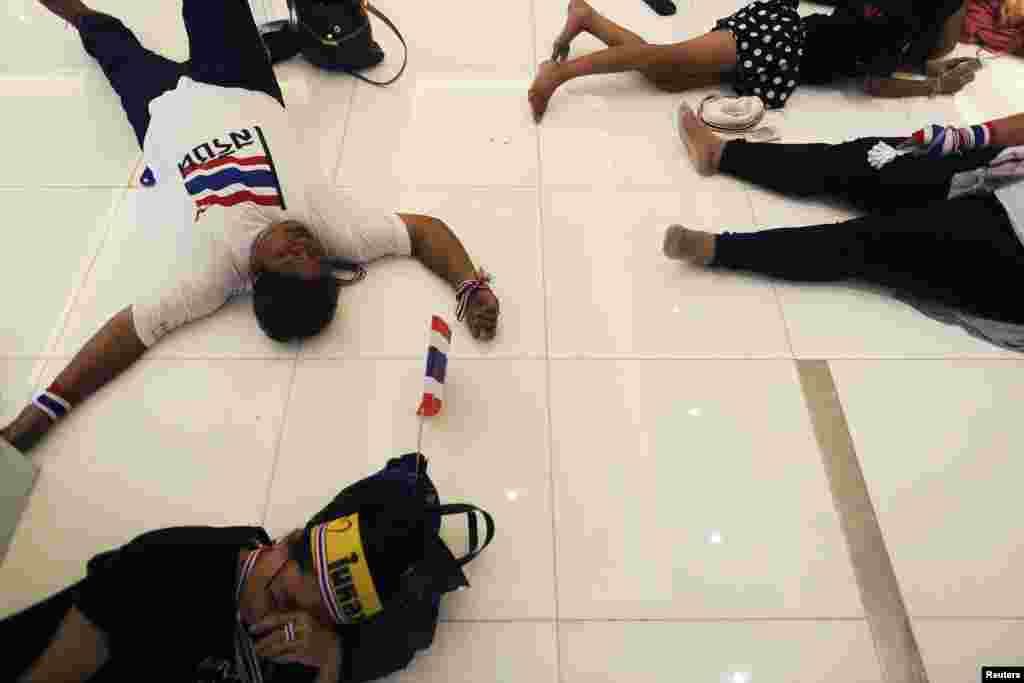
[476,316,497,339]
[259,639,295,661]
[475,310,499,324]
[253,628,289,659]
[471,314,498,336]
[250,612,292,638]
[954,72,975,92]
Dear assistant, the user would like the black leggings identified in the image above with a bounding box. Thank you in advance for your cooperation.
[713,138,1024,324]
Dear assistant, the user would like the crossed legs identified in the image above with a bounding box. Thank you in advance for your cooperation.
[530,0,736,122]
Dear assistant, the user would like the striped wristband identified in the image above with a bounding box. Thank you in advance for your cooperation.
[455,269,493,322]
[34,389,72,422]
[911,123,994,158]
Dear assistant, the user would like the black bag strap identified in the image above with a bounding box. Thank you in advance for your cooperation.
[433,504,496,567]
[351,4,408,86]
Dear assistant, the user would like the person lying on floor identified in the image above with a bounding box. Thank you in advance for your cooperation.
[4,455,474,683]
[0,0,500,454]
[664,105,1024,339]
[529,0,974,122]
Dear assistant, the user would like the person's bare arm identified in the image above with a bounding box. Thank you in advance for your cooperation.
[1,307,147,452]
[985,112,1024,146]
[18,606,110,683]
[400,214,479,289]
[399,213,499,341]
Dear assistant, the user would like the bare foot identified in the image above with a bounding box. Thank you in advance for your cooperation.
[663,225,716,266]
[677,101,724,176]
[552,0,594,62]
[529,60,562,124]
[39,0,92,27]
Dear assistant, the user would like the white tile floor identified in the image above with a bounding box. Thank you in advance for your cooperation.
[2,0,1024,680]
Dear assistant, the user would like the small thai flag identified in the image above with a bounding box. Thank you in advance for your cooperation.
[417,316,452,417]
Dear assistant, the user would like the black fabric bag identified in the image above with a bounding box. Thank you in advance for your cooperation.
[260,0,408,85]
[305,453,495,683]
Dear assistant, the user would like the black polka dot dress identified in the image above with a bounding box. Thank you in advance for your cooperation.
[713,0,806,109]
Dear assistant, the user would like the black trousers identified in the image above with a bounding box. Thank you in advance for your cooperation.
[714,138,1024,324]
[78,0,285,150]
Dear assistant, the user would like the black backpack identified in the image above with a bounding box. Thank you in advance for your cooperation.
[260,0,408,85]
[306,453,495,683]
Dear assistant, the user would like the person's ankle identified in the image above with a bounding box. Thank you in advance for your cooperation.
[710,139,726,174]
[664,225,717,266]
[699,232,717,266]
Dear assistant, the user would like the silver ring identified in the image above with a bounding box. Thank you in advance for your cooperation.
[285,622,296,642]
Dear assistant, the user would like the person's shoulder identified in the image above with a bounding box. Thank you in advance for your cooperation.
[123,526,271,553]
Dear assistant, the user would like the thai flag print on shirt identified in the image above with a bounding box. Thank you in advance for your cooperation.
[178,126,287,221]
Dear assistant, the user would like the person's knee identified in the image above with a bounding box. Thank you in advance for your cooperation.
[644,68,687,92]
[649,76,687,93]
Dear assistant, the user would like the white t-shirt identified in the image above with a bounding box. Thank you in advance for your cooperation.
[133,77,411,347]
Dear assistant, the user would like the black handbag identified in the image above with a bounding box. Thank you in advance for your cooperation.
[307,453,496,683]
[260,0,408,85]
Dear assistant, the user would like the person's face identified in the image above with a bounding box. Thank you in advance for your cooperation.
[254,221,326,281]
[253,537,333,627]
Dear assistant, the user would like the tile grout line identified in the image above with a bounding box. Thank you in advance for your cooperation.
[748,185,799,359]
[331,80,359,184]
[528,2,565,681]
[259,353,301,528]
[796,360,928,683]
[29,184,134,392]
[11,354,1024,362]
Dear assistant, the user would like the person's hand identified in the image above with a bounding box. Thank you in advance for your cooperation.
[935,69,976,95]
[1,405,54,453]
[464,287,499,342]
[927,57,982,94]
[250,611,339,670]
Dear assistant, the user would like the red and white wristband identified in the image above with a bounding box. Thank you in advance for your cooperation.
[455,269,493,322]
[34,386,72,422]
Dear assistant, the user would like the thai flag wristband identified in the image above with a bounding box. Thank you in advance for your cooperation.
[455,269,493,322]
[33,389,72,422]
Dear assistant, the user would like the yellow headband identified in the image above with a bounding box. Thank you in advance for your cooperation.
[309,513,383,625]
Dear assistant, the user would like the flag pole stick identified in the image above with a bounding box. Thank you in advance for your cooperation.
[415,416,425,477]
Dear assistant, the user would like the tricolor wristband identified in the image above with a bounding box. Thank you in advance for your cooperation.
[34,389,72,422]
[455,270,493,322]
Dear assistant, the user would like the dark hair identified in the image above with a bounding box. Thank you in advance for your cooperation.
[253,271,341,342]
[286,528,313,574]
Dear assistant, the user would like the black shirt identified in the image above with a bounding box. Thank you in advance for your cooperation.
[801,0,963,84]
[74,526,317,683]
